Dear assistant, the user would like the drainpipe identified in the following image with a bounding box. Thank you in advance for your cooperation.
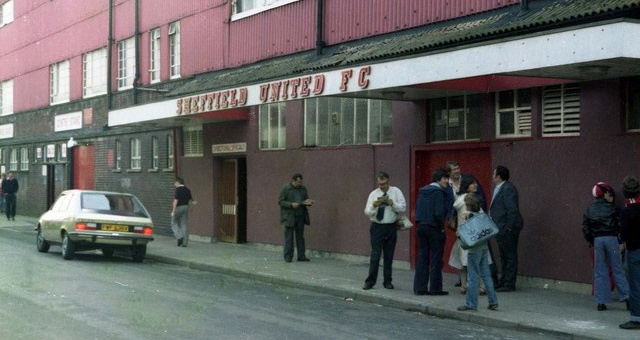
[315,0,325,56]
[521,0,529,11]
[107,0,113,110]
[133,0,140,104]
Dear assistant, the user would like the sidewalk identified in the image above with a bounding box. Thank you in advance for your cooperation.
[10,215,639,340]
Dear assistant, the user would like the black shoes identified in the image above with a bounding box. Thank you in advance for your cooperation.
[426,291,449,296]
[488,303,499,311]
[383,282,394,289]
[619,321,640,330]
[177,238,183,247]
[496,286,515,292]
[362,282,374,290]
[457,305,476,311]
[297,257,310,262]
[284,258,292,263]
[597,304,607,311]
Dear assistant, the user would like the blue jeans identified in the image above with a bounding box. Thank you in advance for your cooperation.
[466,246,498,309]
[627,249,640,322]
[594,236,629,303]
[414,225,446,293]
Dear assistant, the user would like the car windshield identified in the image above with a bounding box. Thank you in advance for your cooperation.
[80,193,150,218]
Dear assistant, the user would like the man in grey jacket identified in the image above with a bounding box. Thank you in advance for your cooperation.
[278,173,314,262]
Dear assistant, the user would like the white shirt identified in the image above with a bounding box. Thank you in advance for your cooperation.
[364,186,406,224]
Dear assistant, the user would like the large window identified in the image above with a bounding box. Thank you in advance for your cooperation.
[83,48,107,98]
[233,0,300,18]
[151,136,159,170]
[9,148,17,170]
[50,60,70,104]
[430,95,481,142]
[117,37,136,89]
[183,126,203,157]
[130,138,141,170]
[169,22,180,79]
[542,84,580,136]
[496,89,532,138]
[20,147,28,171]
[626,77,640,131]
[115,140,122,170]
[0,0,13,27]
[149,28,160,83]
[0,79,13,115]
[166,134,174,169]
[259,102,286,150]
[304,97,392,147]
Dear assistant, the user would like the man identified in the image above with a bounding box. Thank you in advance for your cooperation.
[278,173,314,262]
[171,177,193,247]
[363,171,406,290]
[489,165,523,292]
[2,171,18,221]
[414,168,450,296]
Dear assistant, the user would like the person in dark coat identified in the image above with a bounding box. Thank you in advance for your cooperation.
[278,173,314,262]
[2,171,18,221]
[619,176,640,330]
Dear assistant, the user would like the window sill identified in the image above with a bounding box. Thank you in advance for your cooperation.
[148,168,159,173]
[162,168,174,173]
[126,169,142,173]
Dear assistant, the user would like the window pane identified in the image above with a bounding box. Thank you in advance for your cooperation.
[381,101,393,143]
[499,111,515,135]
[366,99,380,144]
[339,98,355,145]
[430,98,447,141]
[466,95,481,139]
[628,78,640,130]
[304,99,317,146]
[316,98,330,146]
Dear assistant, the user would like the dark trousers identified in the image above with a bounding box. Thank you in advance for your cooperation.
[496,229,520,289]
[5,193,16,219]
[284,215,306,261]
[413,225,446,294]
[365,222,397,285]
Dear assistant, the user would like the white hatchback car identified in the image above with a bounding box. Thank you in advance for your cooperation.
[36,190,154,262]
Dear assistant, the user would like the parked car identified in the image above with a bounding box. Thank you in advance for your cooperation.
[36,190,154,262]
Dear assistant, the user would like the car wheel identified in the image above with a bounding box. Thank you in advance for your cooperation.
[102,248,115,259]
[36,229,50,253]
[131,245,146,263]
[61,233,75,260]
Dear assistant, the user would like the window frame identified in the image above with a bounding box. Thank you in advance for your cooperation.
[117,37,136,90]
[50,60,70,105]
[115,140,122,170]
[0,79,13,115]
[259,102,286,150]
[169,21,181,79]
[130,138,141,170]
[149,28,161,83]
[430,94,482,142]
[232,0,300,20]
[9,148,17,171]
[83,47,107,98]
[20,147,28,171]
[166,134,174,170]
[151,136,159,170]
[495,89,532,139]
[183,126,203,157]
[541,83,581,137]
[0,0,14,27]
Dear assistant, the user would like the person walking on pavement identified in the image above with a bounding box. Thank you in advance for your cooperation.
[363,171,406,290]
[278,173,314,262]
[489,165,523,292]
[414,168,450,296]
[171,177,193,247]
[0,173,6,214]
[2,171,18,221]
[620,175,640,330]
[582,182,629,311]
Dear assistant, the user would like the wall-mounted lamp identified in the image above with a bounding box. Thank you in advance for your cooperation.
[67,136,77,148]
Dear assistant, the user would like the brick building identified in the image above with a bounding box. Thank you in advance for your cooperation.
[2,0,640,285]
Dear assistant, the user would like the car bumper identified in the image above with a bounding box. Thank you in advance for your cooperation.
[68,232,154,246]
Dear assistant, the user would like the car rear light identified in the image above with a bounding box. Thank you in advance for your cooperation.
[133,226,153,235]
[76,222,97,230]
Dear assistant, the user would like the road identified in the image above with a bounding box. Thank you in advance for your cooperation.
[0,226,561,340]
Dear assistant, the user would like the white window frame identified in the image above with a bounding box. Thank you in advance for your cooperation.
[117,37,136,89]
[9,148,17,171]
[169,22,181,79]
[430,95,482,142]
[495,89,532,138]
[0,0,14,27]
[232,0,300,20]
[259,102,286,150]
[151,136,159,170]
[115,140,122,170]
[20,147,28,171]
[183,126,203,157]
[83,48,107,98]
[542,84,581,137]
[130,138,141,170]
[0,79,13,115]
[149,28,161,83]
[166,134,174,169]
[50,60,70,105]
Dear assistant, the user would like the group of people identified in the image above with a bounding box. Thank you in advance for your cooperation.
[582,176,640,330]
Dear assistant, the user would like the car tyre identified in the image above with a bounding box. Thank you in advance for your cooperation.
[61,233,75,260]
[36,229,50,253]
[131,245,146,263]
[102,248,115,259]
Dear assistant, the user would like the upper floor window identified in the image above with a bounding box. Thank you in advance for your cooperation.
[50,60,70,105]
[259,102,286,150]
[9,148,17,171]
[430,95,481,142]
[169,22,181,79]
[115,140,122,170]
[149,28,161,83]
[151,136,159,170]
[166,134,174,169]
[625,77,640,131]
[496,89,532,138]
[83,48,107,98]
[304,97,392,147]
[0,0,14,27]
[20,147,28,171]
[117,37,136,89]
[0,79,13,115]
[130,138,141,170]
[232,0,300,19]
[183,126,203,157]
[542,84,580,136]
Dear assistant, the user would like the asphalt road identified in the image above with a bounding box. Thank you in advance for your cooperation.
[0,226,563,340]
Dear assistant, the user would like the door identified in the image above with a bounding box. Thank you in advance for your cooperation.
[216,158,247,243]
[73,145,95,190]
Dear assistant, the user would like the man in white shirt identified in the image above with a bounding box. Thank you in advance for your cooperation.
[363,171,407,290]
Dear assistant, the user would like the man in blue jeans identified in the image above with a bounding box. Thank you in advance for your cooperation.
[414,168,450,296]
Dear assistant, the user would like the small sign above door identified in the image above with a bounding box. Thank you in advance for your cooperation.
[212,142,246,154]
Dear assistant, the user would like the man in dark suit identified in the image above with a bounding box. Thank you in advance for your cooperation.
[489,165,523,292]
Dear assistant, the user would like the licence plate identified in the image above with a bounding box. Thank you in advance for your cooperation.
[101,224,129,232]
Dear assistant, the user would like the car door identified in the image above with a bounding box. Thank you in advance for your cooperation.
[42,192,73,242]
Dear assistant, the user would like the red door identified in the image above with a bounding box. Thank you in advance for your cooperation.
[73,145,95,190]
[410,142,492,271]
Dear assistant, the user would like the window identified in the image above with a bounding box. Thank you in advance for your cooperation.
[130,138,141,170]
[115,140,122,170]
[0,0,13,27]
[83,48,107,98]
[496,89,532,138]
[542,84,580,136]
[9,148,17,170]
[166,134,174,169]
[151,136,159,170]
[50,60,70,104]
[169,22,180,79]
[20,147,28,170]
[259,102,286,150]
[0,79,13,115]
[232,0,299,18]
[430,95,481,142]
[304,97,392,147]
[117,37,136,89]
[149,29,160,83]
[625,77,640,131]
[183,126,203,157]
